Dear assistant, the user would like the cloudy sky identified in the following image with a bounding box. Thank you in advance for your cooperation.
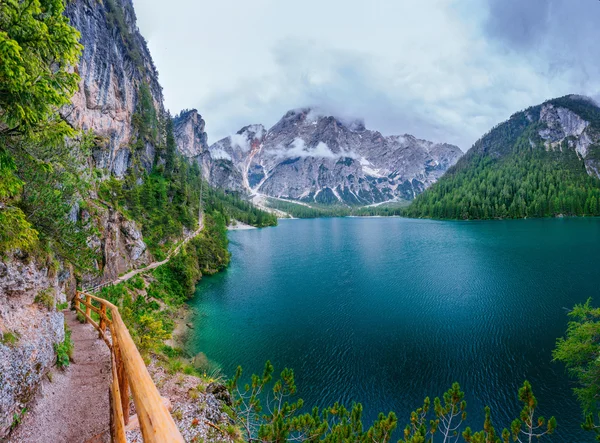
[132,0,600,151]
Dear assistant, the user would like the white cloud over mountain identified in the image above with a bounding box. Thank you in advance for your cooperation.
[133,0,600,152]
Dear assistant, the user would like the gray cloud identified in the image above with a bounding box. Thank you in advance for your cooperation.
[485,0,600,87]
[485,0,551,49]
[133,0,600,152]
[198,38,575,151]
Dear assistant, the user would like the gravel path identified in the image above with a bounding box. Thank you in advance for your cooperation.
[8,216,205,442]
[89,215,204,292]
[8,312,112,443]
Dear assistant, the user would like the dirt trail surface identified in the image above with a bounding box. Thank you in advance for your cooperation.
[92,215,204,292]
[8,216,205,442]
[8,312,112,443]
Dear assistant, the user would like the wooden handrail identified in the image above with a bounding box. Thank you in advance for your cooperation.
[75,291,185,443]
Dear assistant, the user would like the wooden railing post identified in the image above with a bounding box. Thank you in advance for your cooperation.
[113,336,130,425]
[110,354,127,443]
[85,294,91,324]
[98,304,107,339]
[74,291,80,311]
[120,367,130,426]
[77,292,184,442]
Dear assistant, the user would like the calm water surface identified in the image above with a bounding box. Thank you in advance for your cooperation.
[187,218,600,441]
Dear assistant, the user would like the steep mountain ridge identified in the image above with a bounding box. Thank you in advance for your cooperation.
[63,0,164,177]
[172,109,212,180]
[405,95,600,219]
[202,108,462,205]
[3,0,172,434]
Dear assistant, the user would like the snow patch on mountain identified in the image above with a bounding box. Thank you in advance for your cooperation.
[210,147,232,161]
[204,108,462,204]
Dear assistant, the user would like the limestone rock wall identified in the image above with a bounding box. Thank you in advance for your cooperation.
[63,0,164,177]
[0,257,73,435]
[82,203,152,288]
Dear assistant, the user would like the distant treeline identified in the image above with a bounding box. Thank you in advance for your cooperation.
[206,189,278,227]
[265,198,409,218]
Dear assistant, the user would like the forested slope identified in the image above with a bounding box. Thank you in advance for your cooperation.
[405,95,600,219]
[0,0,274,435]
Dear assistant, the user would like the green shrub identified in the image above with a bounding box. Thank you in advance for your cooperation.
[56,302,69,311]
[34,288,55,310]
[54,325,73,368]
[128,275,145,290]
[1,331,20,347]
[183,364,196,376]
[161,345,183,359]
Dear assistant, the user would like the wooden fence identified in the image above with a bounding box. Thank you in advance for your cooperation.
[74,291,185,442]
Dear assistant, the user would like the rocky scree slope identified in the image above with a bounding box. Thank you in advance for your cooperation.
[193,109,462,205]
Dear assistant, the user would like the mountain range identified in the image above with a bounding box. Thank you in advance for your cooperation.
[174,109,462,205]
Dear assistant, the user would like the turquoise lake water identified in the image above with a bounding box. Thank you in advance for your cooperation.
[186,217,600,441]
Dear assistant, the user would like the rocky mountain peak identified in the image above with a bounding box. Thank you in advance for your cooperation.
[205,109,463,204]
[236,124,267,145]
[173,109,209,158]
[344,118,367,133]
[273,108,367,133]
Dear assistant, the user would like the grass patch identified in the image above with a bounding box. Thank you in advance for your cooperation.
[76,312,86,323]
[1,331,20,347]
[34,288,54,310]
[10,408,27,431]
[54,324,73,368]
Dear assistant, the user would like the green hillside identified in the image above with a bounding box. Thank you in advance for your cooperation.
[404,96,600,219]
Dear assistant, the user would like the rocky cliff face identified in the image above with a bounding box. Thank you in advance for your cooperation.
[0,256,74,435]
[60,0,159,287]
[206,109,462,204]
[535,99,600,177]
[63,0,164,177]
[81,202,152,289]
[173,110,209,158]
[1,0,164,434]
[173,109,212,180]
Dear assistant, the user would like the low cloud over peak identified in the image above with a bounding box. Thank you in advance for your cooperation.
[133,0,600,152]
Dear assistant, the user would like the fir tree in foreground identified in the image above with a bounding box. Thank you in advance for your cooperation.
[554,299,600,441]
[0,0,85,256]
[227,361,556,442]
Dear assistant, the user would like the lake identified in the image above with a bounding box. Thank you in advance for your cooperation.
[186,217,600,441]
